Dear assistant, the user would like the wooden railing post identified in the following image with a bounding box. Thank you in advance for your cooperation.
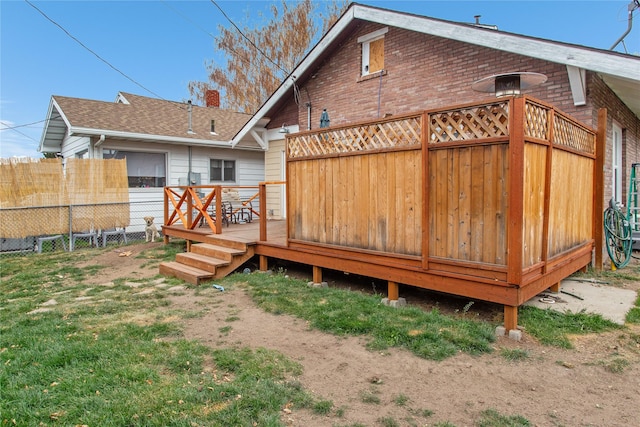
[507,97,525,286]
[163,188,169,243]
[186,186,193,229]
[259,182,267,241]
[214,185,222,234]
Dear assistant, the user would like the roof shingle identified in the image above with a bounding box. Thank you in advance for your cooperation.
[53,92,252,142]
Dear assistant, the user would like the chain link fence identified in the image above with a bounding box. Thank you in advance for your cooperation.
[0,200,164,256]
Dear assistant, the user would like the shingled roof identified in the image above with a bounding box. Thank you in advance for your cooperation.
[40,92,254,153]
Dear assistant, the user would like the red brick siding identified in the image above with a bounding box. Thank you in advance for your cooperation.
[267,93,299,130]
[272,23,596,127]
[269,20,640,211]
[588,73,640,205]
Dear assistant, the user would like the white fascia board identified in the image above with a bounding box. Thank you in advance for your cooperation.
[355,6,640,81]
[39,98,71,152]
[69,127,234,148]
[230,7,356,147]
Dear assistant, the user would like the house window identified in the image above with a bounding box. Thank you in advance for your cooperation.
[210,159,235,182]
[103,149,166,188]
[612,123,623,203]
[75,149,89,159]
[210,120,216,134]
[358,27,388,76]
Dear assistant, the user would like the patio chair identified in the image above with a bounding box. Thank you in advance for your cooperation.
[36,235,67,253]
[102,228,128,247]
[70,231,98,251]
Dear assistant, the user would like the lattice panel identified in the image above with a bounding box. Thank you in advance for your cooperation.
[288,116,422,158]
[553,115,595,155]
[524,101,549,140]
[429,102,509,143]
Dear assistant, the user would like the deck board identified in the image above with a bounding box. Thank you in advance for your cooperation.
[164,220,287,246]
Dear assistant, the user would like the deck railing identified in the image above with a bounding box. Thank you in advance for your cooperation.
[164,185,260,234]
[163,182,286,240]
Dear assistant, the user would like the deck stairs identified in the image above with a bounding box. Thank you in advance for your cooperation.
[159,236,255,285]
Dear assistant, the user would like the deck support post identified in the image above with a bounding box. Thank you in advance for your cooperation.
[381,281,406,307]
[308,266,327,288]
[312,266,322,283]
[503,305,518,331]
[548,281,560,293]
[186,240,192,252]
[387,281,399,300]
[259,255,268,272]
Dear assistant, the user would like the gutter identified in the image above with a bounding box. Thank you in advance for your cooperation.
[94,134,105,147]
[69,127,237,148]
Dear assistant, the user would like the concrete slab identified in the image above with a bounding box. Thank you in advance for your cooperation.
[524,279,638,325]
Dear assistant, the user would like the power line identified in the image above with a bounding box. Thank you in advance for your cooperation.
[209,0,290,78]
[24,0,167,102]
[0,121,39,143]
[160,0,217,40]
[0,119,47,131]
[160,0,258,74]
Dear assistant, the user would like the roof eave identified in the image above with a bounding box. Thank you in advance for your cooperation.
[355,6,639,80]
[70,127,234,148]
[231,6,357,146]
[39,98,71,153]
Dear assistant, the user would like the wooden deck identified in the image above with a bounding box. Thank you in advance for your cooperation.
[160,96,603,333]
[163,220,287,247]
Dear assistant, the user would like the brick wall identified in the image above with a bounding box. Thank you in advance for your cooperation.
[270,22,597,129]
[588,73,640,205]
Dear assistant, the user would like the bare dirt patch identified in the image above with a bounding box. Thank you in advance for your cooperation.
[87,244,640,426]
[77,242,166,284]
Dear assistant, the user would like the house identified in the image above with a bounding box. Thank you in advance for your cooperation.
[39,91,267,232]
[170,2,639,332]
[234,3,640,221]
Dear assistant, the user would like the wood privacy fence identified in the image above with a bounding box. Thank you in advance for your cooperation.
[0,158,129,238]
[286,96,596,283]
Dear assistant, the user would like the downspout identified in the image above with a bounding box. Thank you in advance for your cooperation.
[610,0,639,51]
[188,146,193,184]
[93,134,105,158]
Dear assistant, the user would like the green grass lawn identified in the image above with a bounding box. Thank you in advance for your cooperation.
[1,245,638,426]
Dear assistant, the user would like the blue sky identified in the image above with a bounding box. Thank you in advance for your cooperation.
[1,0,638,158]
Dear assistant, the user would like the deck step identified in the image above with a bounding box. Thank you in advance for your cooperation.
[191,243,245,261]
[203,234,254,251]
[175,252,229,273]
[160,237,256,283]
[159,261,215,285]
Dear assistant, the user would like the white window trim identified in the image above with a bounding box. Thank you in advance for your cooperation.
[357,27,388,44]
[612,122,623,204]
[102,148,168,189]
[210,158,236,183]
[358,27,388,76]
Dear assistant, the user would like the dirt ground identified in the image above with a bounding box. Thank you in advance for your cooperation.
[86,243,640,426]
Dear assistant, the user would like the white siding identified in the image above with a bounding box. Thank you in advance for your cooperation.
[265,139,286,219]
[61,135,90,159]
[93,140,266,229]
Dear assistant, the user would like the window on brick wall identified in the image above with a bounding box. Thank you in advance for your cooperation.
[358,27,388,76]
